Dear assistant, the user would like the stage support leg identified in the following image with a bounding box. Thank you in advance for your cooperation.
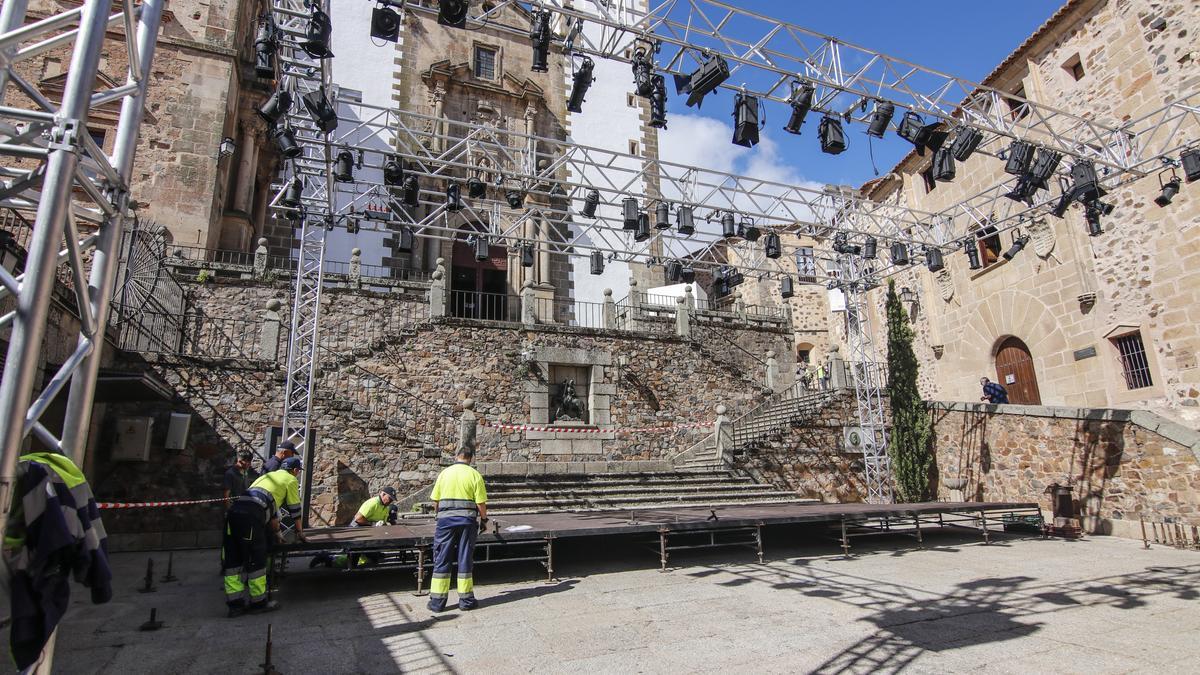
[754,524,763,564]
[413,547,426,596]
[659,529,669,571]
[544,537,555,582]
[913,514,923,548]
[1140,517,1149,549]
[840,518,850,558]
[979,510,990,545]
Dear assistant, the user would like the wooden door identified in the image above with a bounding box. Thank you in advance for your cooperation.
[995,336,1041,405]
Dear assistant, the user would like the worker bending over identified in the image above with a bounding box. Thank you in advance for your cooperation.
[221,456,306,617]
[309,487,398,569]
[428,447,488,612]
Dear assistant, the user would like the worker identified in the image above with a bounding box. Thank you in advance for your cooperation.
[309,487,398,569]
[262,440,296,473]
[222,450,259,500]
[221,456,306,617]
[427,447,488,612]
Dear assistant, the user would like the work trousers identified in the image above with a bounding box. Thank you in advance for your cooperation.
[428,519,477,611]
[221,502,269,609]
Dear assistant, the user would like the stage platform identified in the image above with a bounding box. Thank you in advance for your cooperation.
[278,500,1043,586]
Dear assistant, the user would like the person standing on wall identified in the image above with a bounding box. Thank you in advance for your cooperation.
[428,448,488,612]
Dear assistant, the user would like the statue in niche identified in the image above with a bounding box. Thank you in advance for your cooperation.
[552,378,587,423]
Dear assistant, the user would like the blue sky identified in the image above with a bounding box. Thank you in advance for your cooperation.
[661,1,1063,187]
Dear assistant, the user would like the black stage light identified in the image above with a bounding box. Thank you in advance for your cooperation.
[1155,175,1181,207]
[1005,175,1037,204]
[581,189,600,218]
[521,243,535,267]
[253,18,276,80]
[721,212,736,238]
[832,231,848,254]
[655,201,670,229]
[932,147,956,182]
[467,176,486,198]
[1003,234,1030,260]
[334,150,354,182]
[590,250,605,275]
[402,175,420,207]
[676,205,695,236]
[963,238,982,270]
[764,232,782,259]
[896,111,926,146]
[446,182,462,211]
[623,197,639,230]
[714,277,729,298]
[742,218,761,242]
[649,74,667,129]
[866,100,894,138]
[530,10,551,73]
[474,235,489,261]
[724,267,745,288]
[1085,203,1103,236]
[890,242,910,266]
[1028,149,1063,187]
[950,126,983,162]
[1069,160,1105,203]
[567,56,595,113]
[818,116,847,155]
[860,236,876,260]
[922,123,950,154]
[284,204,302,222]
[274,126,301,158]
[438,0,469,28]
[302,8,334,59]
[674,53,730,108]
[732,93,760,148]
[634,212,651,242]
[301,88,338,134]
[1051,185,1072,218]
[282,177,302,208]
[506,189,525,209]
[257,89,291,125]
[783,82,815,135]
[666,259,682,282]
[383,157,404,186]
[925,246,945,272]
[394,226,414,252]
[1182,148,1200,182]
[632,47,654,96]
[1004,140,1034,176]
[371,4,401,42]
[780,275,794,299]
[680,265,695,284]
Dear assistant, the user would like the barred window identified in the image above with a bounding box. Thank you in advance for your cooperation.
[474,46,497,80]
[1113,332,1153,390]
[795,246,816,282]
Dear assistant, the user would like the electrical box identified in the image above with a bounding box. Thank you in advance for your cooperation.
[113,417,153,462]
[165,413,191,450]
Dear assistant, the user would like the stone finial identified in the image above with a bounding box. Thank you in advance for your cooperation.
[603,288,612,297]
[351,247,362,257]
[462,398,475,411]
[257,238,268,248]
[432,269,444,281]
[522,279,534,290]
[629,278,638,288]
[266,299,282,312]
[677,297,685,304]
[715,404,727,416]
[436,257,445,267]
[829,344,840,354]
[767,350,775,358]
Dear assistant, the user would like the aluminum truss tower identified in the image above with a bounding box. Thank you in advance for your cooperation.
[0,1,164,526]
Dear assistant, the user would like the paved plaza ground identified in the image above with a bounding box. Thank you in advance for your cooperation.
[31,528,1200,674]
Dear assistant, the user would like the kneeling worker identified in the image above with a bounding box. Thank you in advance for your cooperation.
[310,487,398,568]
[221,456,306,617]
[428,447,488,612]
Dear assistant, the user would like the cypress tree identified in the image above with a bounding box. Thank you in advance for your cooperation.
[885,279,933,502]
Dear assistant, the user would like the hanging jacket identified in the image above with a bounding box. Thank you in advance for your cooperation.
[3,452,112,670]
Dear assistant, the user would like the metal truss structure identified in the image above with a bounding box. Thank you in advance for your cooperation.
[0,0,164,529]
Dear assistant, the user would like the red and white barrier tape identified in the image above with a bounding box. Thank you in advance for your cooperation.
[97,497,231,509]
[481,420,712,434]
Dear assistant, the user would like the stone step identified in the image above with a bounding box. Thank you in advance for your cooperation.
[484,472,746,485]
[485,476,756,491]
[490,495,816,514]
[488,483,778,499]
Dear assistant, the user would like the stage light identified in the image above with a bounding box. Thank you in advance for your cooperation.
[334,149,354,181]
[394,226,414,252]
[832,231,848,254]
[1003,234,1030,260]
[474,234,489,261]
[655,201,670,229]
[257,89,291,125]
[866,100,894,138]
[818,116,847,155]
[681,265,696,284]
[674,53,730,108]
[1085,204,1103,236]
[521,243,535,267]
[301,88,338,134]
[783,82,815,135]
[1155,174,1181,207]
[896,111,926,146]
[732,93,760,148]
[780,275,794,299]
[724,267,745,288]
[950,126,983,162]
[890,242,910,265]
[402,175,420,207]
[1050,187,1072,218]
[649,74,667,129]
[634,212,651,242]
[370,4,400,42]
[925,246,944,272]
[1028,149,1063,187]
[253,17,276,80]
[963,238,982,270]
[742,218,761,242]
[676,205,695,236]
[590,250,605,275]
[581,189,600,218]
[764,232,781,259]
[623,197,639,230]
[932,147,956,182]
[467,176,486,198]
[1069,160,1105,204]
[567,56,595,113]
[506,189,525,209]
[1004,140,1034,176]
[446,182,462,211]
[1182,148,1200,182]
[301,8,334,59]
[383,157,404,186]
[438,0,468,28]
[282,177,302,208]
[721,212,736,238]
[530,10,551,73]
[274,126,301,158]
[632,47,654,96]
[666,260,682,282]
[1005,175,1037,204]
[862,236,877,260]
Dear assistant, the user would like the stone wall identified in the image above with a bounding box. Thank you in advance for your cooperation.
[930,401,1200,539]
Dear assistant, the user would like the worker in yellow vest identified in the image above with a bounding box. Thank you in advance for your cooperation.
[427,448,488,612]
